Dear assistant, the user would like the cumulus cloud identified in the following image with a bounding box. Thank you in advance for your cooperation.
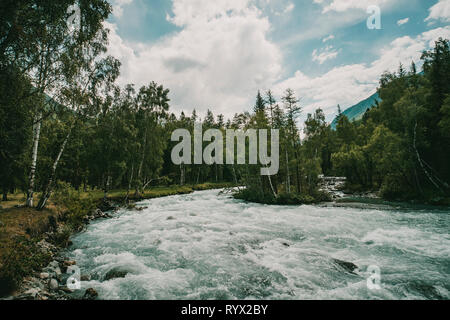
[106,0,282,118]
[105,0,450,123]
[397,18,409,26]
[425,0,450,23]
[111,0,133,18]
[312,46,339,64]
[274,26,450,120]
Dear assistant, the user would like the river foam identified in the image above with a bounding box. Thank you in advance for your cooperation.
[66,189,450,300]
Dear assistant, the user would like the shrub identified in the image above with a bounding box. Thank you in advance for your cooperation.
[379,174,407,200]
[52,181,96,230]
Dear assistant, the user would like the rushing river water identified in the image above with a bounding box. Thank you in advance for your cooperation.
[66,189,450,300]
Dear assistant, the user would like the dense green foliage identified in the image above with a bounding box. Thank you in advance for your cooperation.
[332,39,450,202]
[1,1,449,209]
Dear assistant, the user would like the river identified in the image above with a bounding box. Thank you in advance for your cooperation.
[65,189,450,300]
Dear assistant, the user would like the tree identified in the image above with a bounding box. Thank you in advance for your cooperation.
[265,90,276,125]
[254,90,266,114]
[282,88,302,193]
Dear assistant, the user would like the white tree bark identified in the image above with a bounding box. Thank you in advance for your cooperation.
[26,112,42,207]
[37,128,72,210]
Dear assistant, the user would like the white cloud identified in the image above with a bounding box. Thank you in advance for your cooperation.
[283,2,295,14]
[322,35,335,42]
[274,26,450,121]
[106,0,282,118]
[105,0,450,123]
[425,0,450,23]
[166,0,252,27]
[312,46,339,64]
[111,0,133,18]
[397,17,409,26]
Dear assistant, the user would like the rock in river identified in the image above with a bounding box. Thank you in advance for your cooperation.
[83,288,98,300]
[104,268,129,281]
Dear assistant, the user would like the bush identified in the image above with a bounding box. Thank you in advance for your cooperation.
[52,181,96,230]
[379,174,407,200]
[234,188,276,204]
[234,189,323,206]
[275,193,315,205]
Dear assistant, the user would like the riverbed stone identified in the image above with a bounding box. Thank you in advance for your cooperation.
[83,288,98,300]
[81,274,91,281]
[104,268,129,281]
[49,279,59,290]
[23,288,40,299]
[333,259,358,274]
[63,260,76,267]
[39,272,50,279]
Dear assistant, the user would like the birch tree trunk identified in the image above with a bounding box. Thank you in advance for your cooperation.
[136,125,148,196]
[26,112,42,207]
[37,128,72,210]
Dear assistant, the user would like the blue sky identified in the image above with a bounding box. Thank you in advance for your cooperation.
[106,0,450,123]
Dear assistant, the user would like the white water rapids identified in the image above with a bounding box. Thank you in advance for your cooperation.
[66,189,450,300]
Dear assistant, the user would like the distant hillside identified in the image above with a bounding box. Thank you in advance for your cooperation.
[331,92,381,129]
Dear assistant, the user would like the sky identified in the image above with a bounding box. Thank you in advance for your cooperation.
[105,0,450,123]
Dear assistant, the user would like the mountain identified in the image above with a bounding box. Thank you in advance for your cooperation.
[331,92,381,129]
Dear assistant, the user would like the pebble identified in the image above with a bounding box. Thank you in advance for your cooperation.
[81,274,91,281]
[39,272,50,279]
[83,288,98,300]
[49,279,59,290]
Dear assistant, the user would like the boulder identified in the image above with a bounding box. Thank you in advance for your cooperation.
[48,279,59,290]
[17,288,41,300]
[83,288,98,300]
[104,268,129,281]
[63,260,76,267]
[333,259,358,274]
[39,273,50,280]
[81,274,91,281]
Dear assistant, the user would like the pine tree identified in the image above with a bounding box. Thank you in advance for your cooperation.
[254,90,266,114]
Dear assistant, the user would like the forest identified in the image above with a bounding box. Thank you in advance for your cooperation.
[1,1,450,213]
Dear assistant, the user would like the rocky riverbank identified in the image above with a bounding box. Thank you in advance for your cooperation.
[5,207,114,300]
[318,176,380,200]
[1,184,233,300]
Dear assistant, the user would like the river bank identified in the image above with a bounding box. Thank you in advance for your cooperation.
[0,183,233,299]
